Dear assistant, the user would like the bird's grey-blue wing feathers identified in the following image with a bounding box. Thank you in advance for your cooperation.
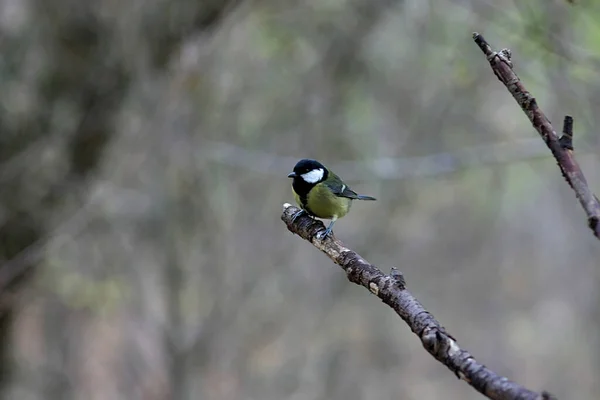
[323,179,376,201]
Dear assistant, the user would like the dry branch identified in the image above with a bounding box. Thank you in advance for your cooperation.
[281,203,554,400]
[473,32,600,240]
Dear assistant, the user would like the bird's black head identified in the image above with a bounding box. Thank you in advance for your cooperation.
[288,159,328,183]
[287,159,329,195]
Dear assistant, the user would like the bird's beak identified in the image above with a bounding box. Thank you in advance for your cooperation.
[287,172,296,178]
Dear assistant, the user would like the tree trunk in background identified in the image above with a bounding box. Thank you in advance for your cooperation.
[0,1,242,397]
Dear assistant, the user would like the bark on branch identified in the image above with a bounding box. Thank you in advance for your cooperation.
[281,203,555,400]
[473,32,600,240]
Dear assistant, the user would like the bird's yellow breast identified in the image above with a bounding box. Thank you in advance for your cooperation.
[293,184,351,220]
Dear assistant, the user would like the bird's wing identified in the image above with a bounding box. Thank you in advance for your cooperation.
[323,177,361,199]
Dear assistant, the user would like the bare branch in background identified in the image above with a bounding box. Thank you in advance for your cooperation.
[473,32,600,240]
[201,138,600,181]
[281,204,555,400]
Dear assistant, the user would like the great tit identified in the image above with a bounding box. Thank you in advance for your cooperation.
[287,159,376,237]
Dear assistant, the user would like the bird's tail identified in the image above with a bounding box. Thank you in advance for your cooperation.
[356,195,376,201]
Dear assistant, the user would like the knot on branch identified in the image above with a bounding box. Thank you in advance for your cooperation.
[390,267,406,289]
[422,327,460,358]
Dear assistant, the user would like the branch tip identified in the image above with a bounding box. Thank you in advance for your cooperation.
[562,116,573,134]
[559,116,574,150]
[473,33,494,58]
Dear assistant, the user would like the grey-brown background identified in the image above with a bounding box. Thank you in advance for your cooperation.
[1,0,599,399]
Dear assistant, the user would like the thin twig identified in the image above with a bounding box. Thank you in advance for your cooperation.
[473,32,600,240]
[281,203,555,400]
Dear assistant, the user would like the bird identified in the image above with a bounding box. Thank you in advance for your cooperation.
[287,159,376,237]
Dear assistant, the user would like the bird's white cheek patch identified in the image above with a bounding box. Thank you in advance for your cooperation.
[301,168,324,183]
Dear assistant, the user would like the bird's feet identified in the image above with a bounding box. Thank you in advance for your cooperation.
[291,209,307,223]
[317,226,333,239]
[316,219,336,239]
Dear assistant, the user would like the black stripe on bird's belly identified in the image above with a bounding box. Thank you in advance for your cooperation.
[292,179,317,216]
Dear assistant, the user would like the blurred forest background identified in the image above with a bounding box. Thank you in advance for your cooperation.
[1,0,600,399]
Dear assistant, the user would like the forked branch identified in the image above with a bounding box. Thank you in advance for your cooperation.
[281,204,555,400]
[473,32,600,239]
